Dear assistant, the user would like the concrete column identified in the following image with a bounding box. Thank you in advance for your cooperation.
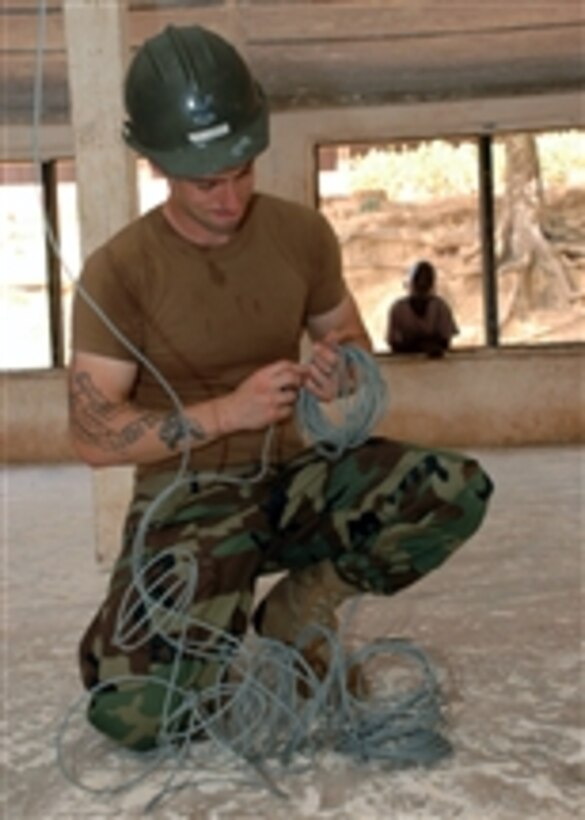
[63,0,136,567]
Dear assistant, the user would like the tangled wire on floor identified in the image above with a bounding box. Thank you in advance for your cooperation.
[55,347,453,811]
[57,613,452,811]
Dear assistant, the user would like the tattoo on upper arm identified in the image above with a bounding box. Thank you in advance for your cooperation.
[69,370,159,452]
[159,412,206,450]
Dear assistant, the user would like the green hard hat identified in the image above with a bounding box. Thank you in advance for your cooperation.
[122,25,269,177]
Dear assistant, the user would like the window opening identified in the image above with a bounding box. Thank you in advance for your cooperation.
[56,158,81,365]
[1,162,51,370]
[317,138,484,352]
[317,129,585,351]
[493,130,585,345]
[138,159,167,213]
[478,135,499,347]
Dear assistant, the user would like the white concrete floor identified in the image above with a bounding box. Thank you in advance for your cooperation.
[2,446,584,819]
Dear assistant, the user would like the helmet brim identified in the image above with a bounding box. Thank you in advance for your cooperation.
[124,105,269,179]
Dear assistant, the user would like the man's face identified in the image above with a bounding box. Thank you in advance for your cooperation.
[166,161,255,244]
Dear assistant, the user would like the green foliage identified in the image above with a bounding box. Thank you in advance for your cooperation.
[346,131,585,202]
[537,131,585,189]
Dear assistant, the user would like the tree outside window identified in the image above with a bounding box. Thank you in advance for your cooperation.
[494,131,585,345]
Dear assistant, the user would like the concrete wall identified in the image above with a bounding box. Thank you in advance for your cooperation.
[256,92,585,204]
[2,346,583,465]
[2,369,76,463]
[375,346,584,448]
[2,93,584,465]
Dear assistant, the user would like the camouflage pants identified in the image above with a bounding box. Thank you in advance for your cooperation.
[79,437,493,750]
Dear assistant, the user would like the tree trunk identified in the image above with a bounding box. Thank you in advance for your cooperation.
[498,134,577,324]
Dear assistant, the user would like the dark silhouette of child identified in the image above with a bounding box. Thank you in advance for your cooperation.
[386,260,458,358]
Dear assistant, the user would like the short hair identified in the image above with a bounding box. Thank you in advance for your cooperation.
[408,260,436,295]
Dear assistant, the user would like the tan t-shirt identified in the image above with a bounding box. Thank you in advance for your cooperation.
[72,193,345,476]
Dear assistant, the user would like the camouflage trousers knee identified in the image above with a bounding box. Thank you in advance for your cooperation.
[78,437,493,750]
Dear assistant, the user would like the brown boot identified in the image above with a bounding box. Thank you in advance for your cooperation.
[252,560,368,696]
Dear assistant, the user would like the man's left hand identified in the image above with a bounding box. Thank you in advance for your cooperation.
[304,340,341,402]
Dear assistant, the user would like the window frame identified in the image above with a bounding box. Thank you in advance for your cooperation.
[2,126,583,372]
[314,128,584,353]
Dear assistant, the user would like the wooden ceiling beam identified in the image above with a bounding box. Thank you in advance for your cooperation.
[4,2,583,52]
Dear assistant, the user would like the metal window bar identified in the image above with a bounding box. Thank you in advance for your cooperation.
[478,134,499,347]
[41,159,64,368]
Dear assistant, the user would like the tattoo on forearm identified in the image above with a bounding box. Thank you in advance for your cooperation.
[70,371,161,452]
[70,371,207,454]
[159,411,206,451]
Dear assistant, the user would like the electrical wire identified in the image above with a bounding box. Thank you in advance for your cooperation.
[30,1,452,810]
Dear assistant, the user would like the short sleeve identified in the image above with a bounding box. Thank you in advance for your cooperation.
[72,245,143,361]
[304,211,346,316]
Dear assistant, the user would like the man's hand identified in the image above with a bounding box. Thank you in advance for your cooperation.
[304,293,373,403]
[303,338,342,403]
[218,360,308,432]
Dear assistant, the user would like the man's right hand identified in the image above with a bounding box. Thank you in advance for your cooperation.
[218,360,307,433]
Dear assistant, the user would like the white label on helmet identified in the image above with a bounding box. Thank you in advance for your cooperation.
[187,123,230,144]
